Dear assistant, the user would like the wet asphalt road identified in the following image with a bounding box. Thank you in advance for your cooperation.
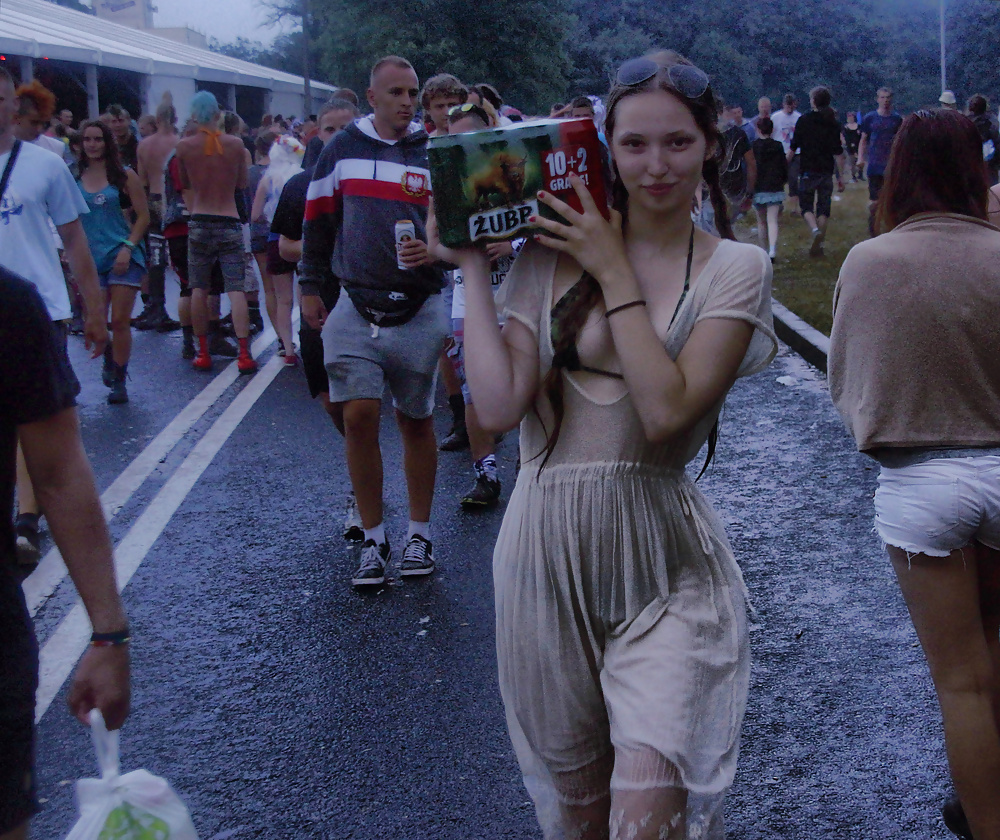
[22,288,956,839]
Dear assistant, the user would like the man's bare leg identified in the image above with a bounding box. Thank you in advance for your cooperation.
[318,393,345,436]
[191,288,209,338]
[343,399,383,529]
[396,410,436,523]
[254,253,276,329]
[228,290,250,340]
[16,443,38,516]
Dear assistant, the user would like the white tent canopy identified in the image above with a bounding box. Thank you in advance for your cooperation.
[0,0,335,121]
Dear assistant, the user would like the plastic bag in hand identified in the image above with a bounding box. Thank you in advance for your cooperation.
[65,709,199,840]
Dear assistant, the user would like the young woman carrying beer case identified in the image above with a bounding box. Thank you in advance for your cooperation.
[431,51,776,839]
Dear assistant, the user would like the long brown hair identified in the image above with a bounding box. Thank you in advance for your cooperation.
[875,108,990,233]
[77,119,128,193]
[534,50,732,472]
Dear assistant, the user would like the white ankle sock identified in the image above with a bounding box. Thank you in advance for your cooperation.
[407,520,431,541]
[364,523,386,545]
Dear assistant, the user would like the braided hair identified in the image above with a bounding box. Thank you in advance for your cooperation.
[535,50,734,474]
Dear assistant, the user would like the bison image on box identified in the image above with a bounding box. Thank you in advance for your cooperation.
[428,117,609,247]
[472,152,529,210]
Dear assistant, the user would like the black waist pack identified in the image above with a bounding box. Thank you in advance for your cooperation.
[345,285,430,328]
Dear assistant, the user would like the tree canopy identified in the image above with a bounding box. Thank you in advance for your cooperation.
[211,0,1000,116]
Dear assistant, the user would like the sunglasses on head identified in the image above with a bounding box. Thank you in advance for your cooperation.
[615,58,710,100]
[448,102,491,124]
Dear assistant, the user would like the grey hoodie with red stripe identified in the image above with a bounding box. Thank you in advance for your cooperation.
[300,116,442,300]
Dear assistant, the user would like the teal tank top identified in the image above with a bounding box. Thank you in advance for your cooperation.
[78,180,146,274]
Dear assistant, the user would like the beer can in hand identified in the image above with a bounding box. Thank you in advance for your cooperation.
[395,220,416,271]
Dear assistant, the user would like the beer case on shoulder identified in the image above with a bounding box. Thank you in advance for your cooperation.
[428,118,610,247]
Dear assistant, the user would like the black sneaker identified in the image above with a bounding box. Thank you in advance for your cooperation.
[439,425,469,452]
[942,795,973,839]
[15,516,41,566]
[181,338,196,359]
[399,534,435,577]
[460,474,501,510]
[342,493,363,542]
[352,539,390,587]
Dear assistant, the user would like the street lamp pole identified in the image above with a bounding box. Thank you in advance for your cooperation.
[940,0,947,93]
[302,0,312,114]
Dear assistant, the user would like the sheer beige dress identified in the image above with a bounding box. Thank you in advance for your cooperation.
[493,239,777,839]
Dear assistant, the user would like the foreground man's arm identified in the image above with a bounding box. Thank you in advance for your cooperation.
[19,407,130,729]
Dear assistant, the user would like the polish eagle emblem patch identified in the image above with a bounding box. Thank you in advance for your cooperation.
[401,170,429,197]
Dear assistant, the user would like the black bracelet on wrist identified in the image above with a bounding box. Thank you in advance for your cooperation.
[90,628,131,647]
[605,300,647,318]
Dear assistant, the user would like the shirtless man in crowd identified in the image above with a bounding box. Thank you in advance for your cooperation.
[175,91,256,374]
[136,94,179,331]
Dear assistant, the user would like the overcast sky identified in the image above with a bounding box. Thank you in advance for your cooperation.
[153,0,289,43]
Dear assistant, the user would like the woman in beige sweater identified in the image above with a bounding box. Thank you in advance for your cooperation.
[830,109,1000,840]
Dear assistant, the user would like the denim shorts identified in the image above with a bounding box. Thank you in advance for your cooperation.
[188,216,247,293]
[874,456,1000,556]
[322,292,448,419]
[753,191,786,207]
[99,260,144,289]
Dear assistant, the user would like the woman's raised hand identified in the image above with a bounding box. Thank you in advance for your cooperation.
[427,209,490,276]
[532,173,628,285]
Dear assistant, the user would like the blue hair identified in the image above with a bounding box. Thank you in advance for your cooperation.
[190,91,220,125]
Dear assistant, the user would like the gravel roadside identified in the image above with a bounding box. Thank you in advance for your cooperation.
[709,345,953,839]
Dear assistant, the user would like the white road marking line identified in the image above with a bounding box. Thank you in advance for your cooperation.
[24,323,284,617]
[35,351,286,723]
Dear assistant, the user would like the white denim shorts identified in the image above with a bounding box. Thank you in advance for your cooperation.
[874,456,1000,557]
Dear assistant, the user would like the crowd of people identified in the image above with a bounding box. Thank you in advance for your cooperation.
[2,47,1000,840]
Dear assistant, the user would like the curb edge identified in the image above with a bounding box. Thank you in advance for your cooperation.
[771,298,830,373]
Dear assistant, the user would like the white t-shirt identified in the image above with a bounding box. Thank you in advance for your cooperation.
[0,141,89,320]
[33,134,69,162]
[770,109,802,155]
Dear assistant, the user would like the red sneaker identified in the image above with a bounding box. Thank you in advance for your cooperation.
[237,352,257,375]
[192,351,212,371]
[283,353,299,367]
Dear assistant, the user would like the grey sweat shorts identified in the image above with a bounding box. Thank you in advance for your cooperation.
[188,215,247,294]
[322,292,448,419]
